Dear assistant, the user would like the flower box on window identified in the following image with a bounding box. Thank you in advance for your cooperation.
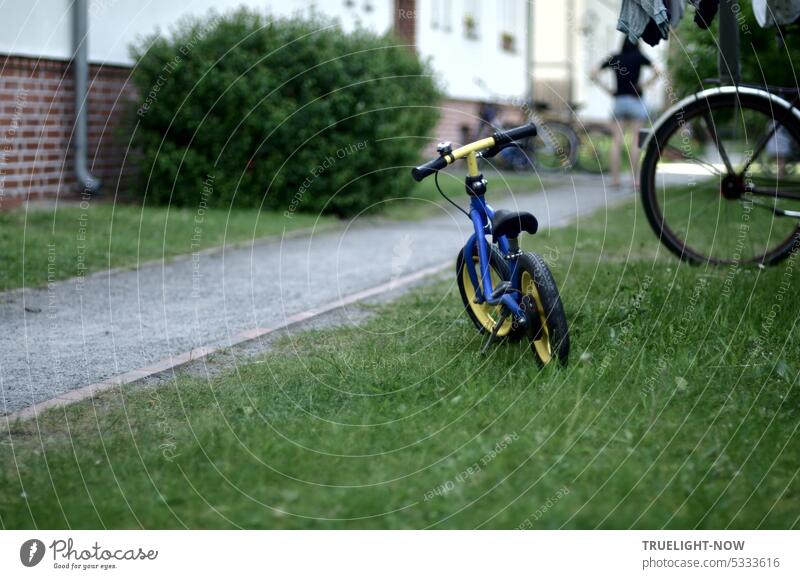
[464,15,478,39]
[501,32,516,52]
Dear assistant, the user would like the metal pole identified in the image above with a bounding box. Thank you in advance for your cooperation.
[73,0,100,193]
[718,0,741,84]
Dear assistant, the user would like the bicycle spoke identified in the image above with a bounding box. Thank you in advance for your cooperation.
[745,195,800,218]
[661,184,717,211]
[663,144,724,176]
[701,112,735,174]
[747,186,800,201]
[691,192,721,220]
[741,122,779,176]
[661,189,695,208]
[748,200,757,260]
[744,195,777,212]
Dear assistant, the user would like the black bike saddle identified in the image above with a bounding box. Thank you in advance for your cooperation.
[491,210,538,241]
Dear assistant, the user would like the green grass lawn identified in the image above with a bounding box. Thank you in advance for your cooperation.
[0,202,338,292]
[653,178,800,264]
[2,198,799,529]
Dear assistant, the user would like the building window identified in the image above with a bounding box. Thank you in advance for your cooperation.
[464,0,479,40]
[499,0,517,52]
[431,0,452,32]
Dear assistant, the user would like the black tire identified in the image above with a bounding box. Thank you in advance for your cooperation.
[456,244,522,340]
[530,121,579,172]
[640,90,800,266]
[514,252,570,366]
[576,123,613,174]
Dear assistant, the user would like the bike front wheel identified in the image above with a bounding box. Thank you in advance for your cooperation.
[514,252,570,366]
[640,90,800,265]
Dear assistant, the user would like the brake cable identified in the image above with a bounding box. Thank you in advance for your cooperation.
[434,170,471,219]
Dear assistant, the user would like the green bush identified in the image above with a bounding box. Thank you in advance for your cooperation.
[129,9,441,216]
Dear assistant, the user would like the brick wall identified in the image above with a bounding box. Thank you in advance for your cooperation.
[0,55,137,210]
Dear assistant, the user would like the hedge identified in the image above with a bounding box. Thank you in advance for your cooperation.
[129,9,441,216]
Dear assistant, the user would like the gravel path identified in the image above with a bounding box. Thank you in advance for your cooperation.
[0,176,631,414]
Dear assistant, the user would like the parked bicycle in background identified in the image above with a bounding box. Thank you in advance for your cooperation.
[472,83,578,173]
[636,1,800,266]
[473,77,621,176]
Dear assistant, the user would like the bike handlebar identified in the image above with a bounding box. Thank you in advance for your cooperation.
[411,156,448,181]
[411,122,537,182]
[492,123,538,146]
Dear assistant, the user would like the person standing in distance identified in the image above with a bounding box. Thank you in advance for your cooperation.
[591,37,661,189]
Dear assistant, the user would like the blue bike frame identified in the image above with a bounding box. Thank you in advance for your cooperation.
[462,156,526,322]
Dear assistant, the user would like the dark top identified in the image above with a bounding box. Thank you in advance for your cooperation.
[601,51,651,97]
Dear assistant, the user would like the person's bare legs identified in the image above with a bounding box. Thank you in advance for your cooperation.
[610,119,624,187]
[629,120,642,189]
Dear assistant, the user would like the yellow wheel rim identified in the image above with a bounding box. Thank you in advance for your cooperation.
[521,271,553,364]
[463,256,513,337]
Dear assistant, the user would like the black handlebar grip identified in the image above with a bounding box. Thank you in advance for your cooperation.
[411,155,448,181]
[493,122,538,145]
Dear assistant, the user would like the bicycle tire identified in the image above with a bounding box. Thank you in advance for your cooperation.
[530,120,579,172]
[456,243,522,340]
[514,252,570,365]
[576,123,614,174]
[640,89,800,266]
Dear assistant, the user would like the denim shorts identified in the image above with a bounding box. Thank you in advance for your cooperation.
[613,95,648,121]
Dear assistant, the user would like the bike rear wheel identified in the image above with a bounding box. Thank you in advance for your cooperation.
[640,90,800,265]
[530,121,579,172]
[576,123,614,174]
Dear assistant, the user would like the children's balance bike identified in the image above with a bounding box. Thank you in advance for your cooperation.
[411,123,569,365]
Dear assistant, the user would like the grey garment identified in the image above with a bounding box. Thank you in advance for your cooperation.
[617,0,670,43]
[753,0,800,27]
[669,0,686,26]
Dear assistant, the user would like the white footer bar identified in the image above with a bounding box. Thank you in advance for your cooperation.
[1,530,798,578]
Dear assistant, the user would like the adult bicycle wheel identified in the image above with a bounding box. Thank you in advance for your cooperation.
[640,89,800,265]
[530,121,578,172]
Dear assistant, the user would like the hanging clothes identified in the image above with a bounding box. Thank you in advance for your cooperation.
[669,0,686,27]
[752,0,800,27]
[689,0,720,29]
[617,0,671,45]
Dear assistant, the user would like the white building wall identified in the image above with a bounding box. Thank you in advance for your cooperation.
[0,0,527,102]
[0,0,74,63]
[533,0,667,122]
[531,0,570,96]
[0,0,393,67]
[415,0,528,102]
[323,0,394,34]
